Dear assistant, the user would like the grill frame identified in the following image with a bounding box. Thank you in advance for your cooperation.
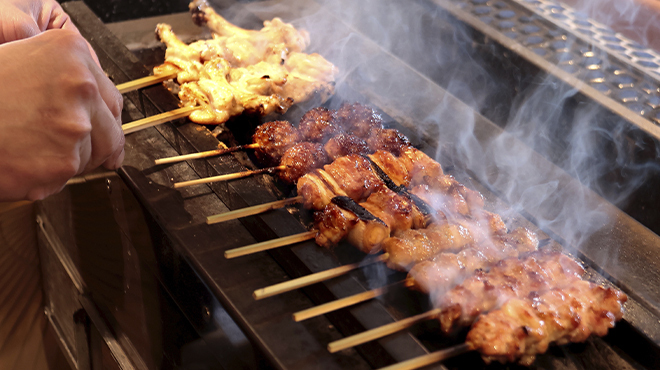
[62,0,660,369]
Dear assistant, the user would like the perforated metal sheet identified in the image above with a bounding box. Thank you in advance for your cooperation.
[448,0,660,124]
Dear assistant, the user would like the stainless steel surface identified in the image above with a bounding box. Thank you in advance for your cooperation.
[435,0,660,132]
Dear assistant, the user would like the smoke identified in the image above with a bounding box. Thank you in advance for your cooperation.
[206,0,660,268]
[563,0,660,52]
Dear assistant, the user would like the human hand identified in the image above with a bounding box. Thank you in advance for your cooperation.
[0,0,77,42]
[0,0,101,64]
[0,29,124,201]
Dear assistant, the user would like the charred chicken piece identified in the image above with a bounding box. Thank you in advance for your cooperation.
[467,280,627,366]
[298,106,342,142]
[367,128,412,156]
[332,102,385,138]
[322,154,383,203]
[368,150,411,188]
[278,142,328,184]
[384,223,475,271]
[323,133,372,161]
[360,187,427,234]
[251,120,301,166]
[314,198,390,254]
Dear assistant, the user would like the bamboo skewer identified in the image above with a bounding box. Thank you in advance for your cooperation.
[292,281,404,322]
[225,230,315,259]
[253,254,390,300]
[155,143,261,165]
[377,344,471,370]
[208,196,303,225]
[173,165,285,189]
[116,72,178,94]
[327,308,442,353]
[122,106,200,134]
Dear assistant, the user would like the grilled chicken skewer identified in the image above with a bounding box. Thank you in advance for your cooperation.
[220,133,491,257]
[221,149,459,256]
[149,1,337,125]
[467,279,627,365]
[188,0,309,68]
[327,250,585,353]
[380,279,627,370]
[154,103,385,165]
[291,224,540,320]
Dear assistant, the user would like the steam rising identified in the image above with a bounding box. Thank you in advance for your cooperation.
[209,0,660,269]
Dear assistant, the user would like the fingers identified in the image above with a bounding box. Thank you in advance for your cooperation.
[83,59,125,172]
[55,31,125,174]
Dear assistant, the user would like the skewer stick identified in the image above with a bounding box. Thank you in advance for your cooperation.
[225,230,315,259]
[155,143,261,165]
[327,308,442,353]
[208,196,303,225]
[377,344,471,370]
[253,254,390,301]
[122,106,200,134]
[173,165,285,189]
[116,72,178,94]
[293,281,404,322]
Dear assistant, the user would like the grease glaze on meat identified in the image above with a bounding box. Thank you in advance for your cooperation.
[324,134,372,160]
[323,154,382,202]
[436,251,586,333]
[331,102,384,138]
[279,142,327,183]
[298,106,343,142]
[367,128,412,156]
[251,120,301,166]
[467,280,627,366]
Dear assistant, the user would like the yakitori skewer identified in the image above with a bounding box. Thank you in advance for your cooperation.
[328,309,441,353]
[253,254,389,300]
[115,71,178,94]
[207,196,303,224]
[292,281,405,322]
[155,119,301,165]
[122,106,201,134]
[224,230,315,259]
[379,279,627,369]
[326,251,585,353]
[155,143,259,165]
[173,165,285,189]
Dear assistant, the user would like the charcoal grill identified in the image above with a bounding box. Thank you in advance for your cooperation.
[36,1,660,369]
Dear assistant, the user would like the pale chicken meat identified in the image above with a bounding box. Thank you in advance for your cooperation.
[405,226,539,293]
[190,0,309,66]
[384,211,510,271]
[158,0,309,75]
[153,1,338,125]
[178,57,294,124]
